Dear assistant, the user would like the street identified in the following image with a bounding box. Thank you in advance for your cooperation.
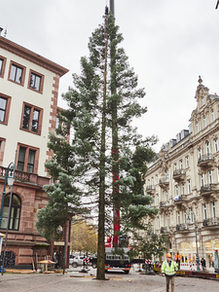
[1,267,219,292]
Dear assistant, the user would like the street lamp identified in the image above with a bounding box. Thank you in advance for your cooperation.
[187,210,200,271]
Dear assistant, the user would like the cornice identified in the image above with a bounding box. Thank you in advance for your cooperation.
[0,36,69,77]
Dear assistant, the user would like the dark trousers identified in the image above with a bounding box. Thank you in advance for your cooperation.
[166,276,175,292]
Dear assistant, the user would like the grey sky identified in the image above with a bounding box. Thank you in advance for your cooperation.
[1,0,219,151]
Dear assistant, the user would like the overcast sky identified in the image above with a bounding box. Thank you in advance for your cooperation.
[1,0,219,151]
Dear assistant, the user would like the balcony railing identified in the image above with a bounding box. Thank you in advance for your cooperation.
[159,177,169,188]
[198,154,214,168]
[0,166,49,187]
[160,226,169,234]
[203,217,219,227]
[200,184,218,196]
[146,185,155,194]
[174,195,186,204]
[176,224,189,232]
[173,169,186,182]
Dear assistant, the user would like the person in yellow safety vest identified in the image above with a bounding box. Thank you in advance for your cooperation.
[174,251,182,270]
[161,253,178,292]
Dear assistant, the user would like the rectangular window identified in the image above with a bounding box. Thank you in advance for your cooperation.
[179,160,183,169]
[17,144,39,173]
[212,202,216,219]
[185,156,189,168]
[201,174,205,186]
[177,211,180,224]
[196,122,199,133]
[28,70,44,93]
[203,204,207,220]
[0,94,11,125]
[214,139,219,152]
[211,110,215,122]
[187,179,191,194]
[21,103,43,134]
[8,61,25,85]
[203,115,207,128]
[0,56,6,78]
[208,170,213,184]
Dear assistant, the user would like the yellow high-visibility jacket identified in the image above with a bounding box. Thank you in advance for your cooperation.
[161,260,178,276]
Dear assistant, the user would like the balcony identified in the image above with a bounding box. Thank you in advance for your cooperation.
[173,195,186,205]
[173,169,186,182]
[203,217,219,227]
[200,184,218,196]
[159,177,169,189]
[146,185,155,195]
[159,201,168,210]
[198,154,214,169]
[176,224,189,232]
[0,166,49,187]
[160,226,169,234]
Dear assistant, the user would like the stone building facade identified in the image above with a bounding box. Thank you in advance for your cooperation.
[0,34,68,267]
[145,77,219,270]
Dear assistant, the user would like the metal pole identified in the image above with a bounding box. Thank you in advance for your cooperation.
[193,213,200,271]
[110,0,115,16]
[1,151,17,276]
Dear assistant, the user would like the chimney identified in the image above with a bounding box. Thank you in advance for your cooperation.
[0,27,3,36]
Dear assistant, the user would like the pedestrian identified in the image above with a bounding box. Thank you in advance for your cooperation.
[201,257,206,271]
[174,251,182,270]
[161,253,178,292]
[54,251,59,269]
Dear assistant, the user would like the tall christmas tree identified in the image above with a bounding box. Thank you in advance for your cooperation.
[37,5,157,280]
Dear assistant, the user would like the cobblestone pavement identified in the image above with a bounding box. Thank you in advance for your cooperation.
[0,267,219,292]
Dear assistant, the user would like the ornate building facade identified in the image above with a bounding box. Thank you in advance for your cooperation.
[0,34,68,267]
[145,77,219,270]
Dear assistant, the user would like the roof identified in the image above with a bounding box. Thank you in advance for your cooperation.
[0,36,69,77]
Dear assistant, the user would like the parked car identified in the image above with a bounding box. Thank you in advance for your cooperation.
[69,255,85,268]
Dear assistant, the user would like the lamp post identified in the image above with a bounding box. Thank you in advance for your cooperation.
[187,210,200,271]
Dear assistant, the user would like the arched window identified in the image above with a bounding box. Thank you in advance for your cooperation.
[0,193,21,230]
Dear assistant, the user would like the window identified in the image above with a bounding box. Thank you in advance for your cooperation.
[0,94,11,125]
[201,96,205,106]
[200,174,205,186]
[179,160,183,169]
[203,115,207,128]
[205,141,210,155]
[196,122,199,133]
[17,144,39,173]
[0,56,6,78]
[21,103,43,134]
[214,139,219,152]
[174,162,177,170]
[203,204,207,220]
[208,170,213,184]
[0,194,21,230]
[28,70,44,93]
[185,156,189,168]
[8,61,25,85]
[165,192,168,202]
[181,184,185,195]
[187,179,191,194]
[198,148,202,160]
[177,211,180,224]
[212,202,216,219]
[175,185,179,196]
[211,110,215,122]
